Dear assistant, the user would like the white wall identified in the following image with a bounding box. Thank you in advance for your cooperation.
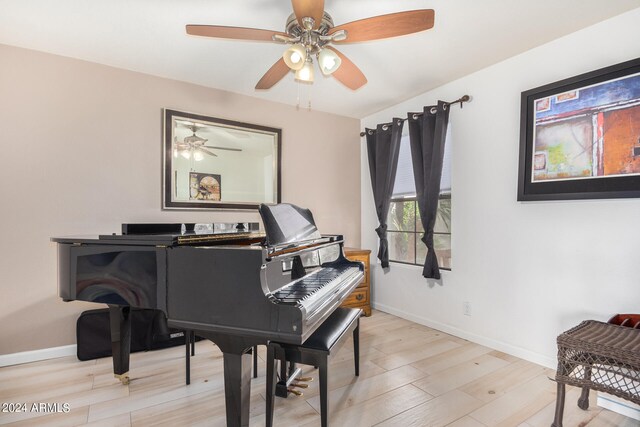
[361,8,640,368]
[174,151,268,202]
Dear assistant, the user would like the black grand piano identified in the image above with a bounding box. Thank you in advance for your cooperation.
[52,203,364,427]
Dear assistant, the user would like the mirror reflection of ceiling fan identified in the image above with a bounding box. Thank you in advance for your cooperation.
[185,0,435,89]
[174,122,243,161]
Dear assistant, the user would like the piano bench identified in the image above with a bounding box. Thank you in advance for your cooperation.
[184,331,259,385]
[266,307,363,427]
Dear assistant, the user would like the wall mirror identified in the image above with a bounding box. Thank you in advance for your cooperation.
[163,109,281,210]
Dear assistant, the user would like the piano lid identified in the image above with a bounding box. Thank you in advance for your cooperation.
[259,203,322,247]
[51,222,263,246]
[96,222,262,245]
[121,222,259,235]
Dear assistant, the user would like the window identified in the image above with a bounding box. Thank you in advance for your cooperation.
[386,132,452,269]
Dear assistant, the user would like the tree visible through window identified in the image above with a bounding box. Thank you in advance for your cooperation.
[386,133,452,269]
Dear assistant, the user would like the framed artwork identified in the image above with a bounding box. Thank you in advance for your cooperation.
[518,57,640,201]
[189,172,221,201]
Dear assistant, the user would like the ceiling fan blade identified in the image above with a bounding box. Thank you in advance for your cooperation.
[255,58,291,90]
[186,25,288,42]
[204,146,243,152]
[184,135,207,144]
[178,121,207,129]
[199,147,218,157]
[326,47,367,90]
[291,0,324,29]
[224,129,251,139]
[329,9,434,43]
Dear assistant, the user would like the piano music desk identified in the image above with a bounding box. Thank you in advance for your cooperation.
[342,248,371,316]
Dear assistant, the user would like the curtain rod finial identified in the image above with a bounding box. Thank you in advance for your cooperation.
[360,131,366,137]
[459,95,471,108]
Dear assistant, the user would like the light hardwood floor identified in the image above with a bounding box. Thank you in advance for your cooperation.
[1,310,638,426]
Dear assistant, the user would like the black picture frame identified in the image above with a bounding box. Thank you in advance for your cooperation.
[163,109,282,210]
[518,57,640,201]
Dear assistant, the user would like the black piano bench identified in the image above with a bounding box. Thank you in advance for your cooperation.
[266,307,363,427]
[184,331,259,385]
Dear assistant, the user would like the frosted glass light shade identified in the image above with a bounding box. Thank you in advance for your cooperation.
[295,60,314,82]
[283,44,307,71]
[180,149,191,159]
[193,150,204,161]
[318,48,341,75]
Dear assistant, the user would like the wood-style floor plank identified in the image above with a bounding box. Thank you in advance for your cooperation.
[520,385,602,427]
[410,341,494,375]
[84,413,132,427]
[460,358,547,403]
[376,389,484,427]
[447,416,487,427]
[468,373,557,426]
[318,384,432,427]
[0,405,89,427]
[588,408,640,426]
[305,365,427,414]
[1,310,638,426]
[370,337,463,371]
[412,353,510,397]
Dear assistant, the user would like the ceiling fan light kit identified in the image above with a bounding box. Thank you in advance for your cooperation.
[192,150,205,162]
[174,121,244,161]
[283,43,307,70]
[295,57,315,82]
[186,1,435,90]
[317,48,341,75]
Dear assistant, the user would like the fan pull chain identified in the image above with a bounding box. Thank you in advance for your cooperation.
[294,82,313,111]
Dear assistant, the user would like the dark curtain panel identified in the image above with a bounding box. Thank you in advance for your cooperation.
[408,101,450,279]
[365,119,404,268]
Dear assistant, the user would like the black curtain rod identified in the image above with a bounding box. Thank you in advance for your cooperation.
[359,95,470,137]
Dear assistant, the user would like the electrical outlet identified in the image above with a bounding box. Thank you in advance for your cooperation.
[463,301,471,316]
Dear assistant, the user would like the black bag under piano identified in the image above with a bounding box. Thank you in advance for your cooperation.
[76,308,191,361]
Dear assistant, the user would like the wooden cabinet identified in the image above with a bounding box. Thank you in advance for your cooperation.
[341,247,371,316]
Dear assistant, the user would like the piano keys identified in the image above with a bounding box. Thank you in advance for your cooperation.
[52,204,364,427]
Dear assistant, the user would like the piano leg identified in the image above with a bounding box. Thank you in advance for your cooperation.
[108,305,131,385]
[266,345,277,427]
[189,331,261,427]
[222,352,253,427]
[185,330,191,386]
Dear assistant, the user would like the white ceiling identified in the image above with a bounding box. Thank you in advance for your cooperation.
[0,1,638,118]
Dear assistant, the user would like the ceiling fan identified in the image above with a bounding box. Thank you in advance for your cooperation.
[186,1,435,90]
[174,123,243,161]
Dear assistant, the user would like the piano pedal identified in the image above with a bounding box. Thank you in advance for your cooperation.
[296,376,313,382]
[287,387,303,397]
[114,373,130,385]
[290,382,309,389]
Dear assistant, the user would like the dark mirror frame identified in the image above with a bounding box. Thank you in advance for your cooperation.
[518,57,640,201]
[163,109,282,210]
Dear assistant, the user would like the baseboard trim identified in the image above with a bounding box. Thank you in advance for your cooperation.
[598,393,640,421]
[0,345,77,368]
[2,305,556,370]
[372,302,556,369]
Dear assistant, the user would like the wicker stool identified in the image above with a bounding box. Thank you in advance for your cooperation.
[551,320,640,427]
[266,307,362,427]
